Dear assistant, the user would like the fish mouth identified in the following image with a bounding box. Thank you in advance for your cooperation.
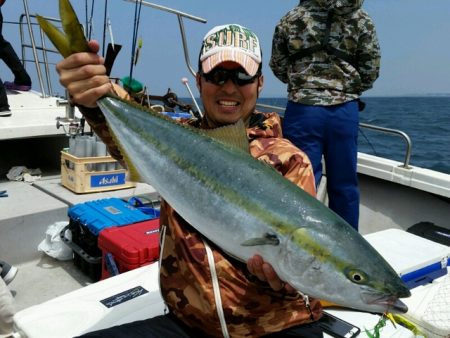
[361,290,410,314]
[375,297,409,314]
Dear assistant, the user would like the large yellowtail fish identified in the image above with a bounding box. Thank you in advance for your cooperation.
[38,0,411,313]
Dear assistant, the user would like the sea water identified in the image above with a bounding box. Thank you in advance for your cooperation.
[256,96,450,175]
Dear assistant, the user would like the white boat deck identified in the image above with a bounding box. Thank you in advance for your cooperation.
[0,176,159,311]
[0,90,81,140]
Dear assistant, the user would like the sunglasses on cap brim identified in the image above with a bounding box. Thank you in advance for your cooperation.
[201,68,260,86]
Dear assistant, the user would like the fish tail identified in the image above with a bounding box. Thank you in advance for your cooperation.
[59,0,89,54]
[37,0,89,58]
[36,15,72,57]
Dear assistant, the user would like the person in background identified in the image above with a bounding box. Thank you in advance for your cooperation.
[56,23,324,337]
[0,260,17,337]
[269,0,381,230]
[0,0,32,117]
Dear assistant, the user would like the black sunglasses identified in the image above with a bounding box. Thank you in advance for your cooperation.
[201,68,260,86]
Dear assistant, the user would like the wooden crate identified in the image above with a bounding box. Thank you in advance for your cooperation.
[61,150,136,194]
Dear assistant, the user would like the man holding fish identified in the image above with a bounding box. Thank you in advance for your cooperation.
[58,23,326,337]
[47,1,410,335]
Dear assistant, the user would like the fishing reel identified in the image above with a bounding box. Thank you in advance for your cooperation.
[136,88,201,119]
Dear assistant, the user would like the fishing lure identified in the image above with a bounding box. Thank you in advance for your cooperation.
[134,38,143,66]
[364,314,388,338]
[363,312,422,338]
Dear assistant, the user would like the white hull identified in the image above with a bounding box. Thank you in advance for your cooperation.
[0,90,73,141]
[358,153,450,235]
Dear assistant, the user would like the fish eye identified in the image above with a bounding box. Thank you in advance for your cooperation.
[346,269,367,284]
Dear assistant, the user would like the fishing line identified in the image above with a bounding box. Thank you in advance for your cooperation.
[129,0,143,82]
[359,127,378,157]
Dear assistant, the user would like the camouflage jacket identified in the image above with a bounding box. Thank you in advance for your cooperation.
[269,0,381,105]
[159,112,321,337]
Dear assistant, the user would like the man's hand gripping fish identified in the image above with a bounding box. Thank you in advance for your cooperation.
[37,0,411,314]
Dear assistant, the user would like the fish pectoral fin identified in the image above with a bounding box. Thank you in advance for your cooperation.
[201,119,250,153]
[241,233,280,246]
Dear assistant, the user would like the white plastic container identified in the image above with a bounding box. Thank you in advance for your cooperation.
[13,264,165,338]
[365,228,450,288]
[365,229,450,338]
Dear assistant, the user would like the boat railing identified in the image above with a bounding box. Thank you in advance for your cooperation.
[255,103,413,169]
[256,103,285,112]
[9,0,81,135]
[359,123,412,169]
[17,0,63,98]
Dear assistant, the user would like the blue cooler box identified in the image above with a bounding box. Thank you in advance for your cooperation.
[64,198,156,281]
[68,198,152,236]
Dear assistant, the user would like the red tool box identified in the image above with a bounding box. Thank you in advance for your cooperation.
[98,218,160,280]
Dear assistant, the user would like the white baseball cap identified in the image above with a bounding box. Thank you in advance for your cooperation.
[199,24,262,76]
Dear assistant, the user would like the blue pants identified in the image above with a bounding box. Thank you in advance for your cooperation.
[282,101,360,230]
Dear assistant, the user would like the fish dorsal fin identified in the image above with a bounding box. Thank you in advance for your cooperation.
[201,119,249,153]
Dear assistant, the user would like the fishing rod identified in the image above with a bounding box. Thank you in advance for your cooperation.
[101,0,108,57]
[129,0,143,83]
[121,0,208,115]
[123,0,207,77]
[181,77,203,119]
[85,0,88,37]
[87,0,95,40]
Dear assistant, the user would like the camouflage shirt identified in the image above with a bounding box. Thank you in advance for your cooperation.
[159,112,322,337]
[269,0,381,105]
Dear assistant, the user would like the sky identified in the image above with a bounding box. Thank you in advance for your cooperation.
[2,0,450,99]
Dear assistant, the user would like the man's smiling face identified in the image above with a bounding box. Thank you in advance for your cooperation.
[196,61,263,128]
